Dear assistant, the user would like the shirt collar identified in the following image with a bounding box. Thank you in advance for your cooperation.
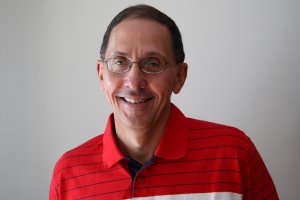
[154,104,188,160]
[102,104,189,168]
[102,115,124,168]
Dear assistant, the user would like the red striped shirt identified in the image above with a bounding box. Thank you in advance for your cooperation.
[49,105,278,199]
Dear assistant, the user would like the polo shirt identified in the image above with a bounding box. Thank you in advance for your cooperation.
[49,104,279,199]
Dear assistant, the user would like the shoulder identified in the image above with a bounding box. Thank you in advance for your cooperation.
[187,117,250,140]
[186,117,255,159]
[62,134,103,159]
[52,134,104,177]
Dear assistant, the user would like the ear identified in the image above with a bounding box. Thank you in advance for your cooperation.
[96,60,104,90]
[173,63,188,94]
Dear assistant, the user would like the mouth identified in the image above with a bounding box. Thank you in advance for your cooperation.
[116,89,154,105]
[119,96,153,104]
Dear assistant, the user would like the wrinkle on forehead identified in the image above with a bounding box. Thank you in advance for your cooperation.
[105,19,174,60]
[109,51,168,60]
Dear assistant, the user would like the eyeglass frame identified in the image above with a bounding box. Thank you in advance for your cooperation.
[100,56,179,74]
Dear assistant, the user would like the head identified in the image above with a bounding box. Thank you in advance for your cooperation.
[97,5,187,132]
[100,4,185,63]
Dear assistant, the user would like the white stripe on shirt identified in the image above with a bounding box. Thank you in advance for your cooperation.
[129,192,242,200]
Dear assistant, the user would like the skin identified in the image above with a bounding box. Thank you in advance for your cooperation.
[97,19,188,164]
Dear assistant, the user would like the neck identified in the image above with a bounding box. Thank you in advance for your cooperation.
[114,107,171,164]
[116,129,159,164]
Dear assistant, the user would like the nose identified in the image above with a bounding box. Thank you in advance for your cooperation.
[124,63,147,90]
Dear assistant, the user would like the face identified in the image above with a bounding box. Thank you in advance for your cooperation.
[97,19,187,131]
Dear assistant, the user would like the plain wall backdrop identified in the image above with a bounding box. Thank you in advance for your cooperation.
[1,0,299,199]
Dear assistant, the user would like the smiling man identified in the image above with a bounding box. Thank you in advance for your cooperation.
[50,5,278,200]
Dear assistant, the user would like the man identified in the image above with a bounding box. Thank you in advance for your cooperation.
[50,5,278,200]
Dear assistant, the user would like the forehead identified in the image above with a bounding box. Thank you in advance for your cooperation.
[105,19,174,59]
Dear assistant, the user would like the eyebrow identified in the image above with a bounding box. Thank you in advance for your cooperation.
[110,51,167,60]
[110,51,129,58]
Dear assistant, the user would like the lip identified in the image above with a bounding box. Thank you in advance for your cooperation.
[118,96,154,104]
[116,89,155,112]
[117,94,155,112]
[123,96,153,103]
[116,89,154,102]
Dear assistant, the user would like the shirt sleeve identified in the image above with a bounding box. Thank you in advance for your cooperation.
[49,167,60,200]
[241,138,279,200]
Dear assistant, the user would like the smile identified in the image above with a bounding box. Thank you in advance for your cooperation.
[121,97,153,104]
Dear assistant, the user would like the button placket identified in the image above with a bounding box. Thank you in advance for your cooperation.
[131,157,154,199]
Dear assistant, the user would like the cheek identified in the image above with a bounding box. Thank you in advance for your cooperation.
[102,77,118,106]
[102,76,115,91]
[102,75,123,97]
[151,76,176,96]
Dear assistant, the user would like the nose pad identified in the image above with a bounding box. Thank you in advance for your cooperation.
[124,63,147,89]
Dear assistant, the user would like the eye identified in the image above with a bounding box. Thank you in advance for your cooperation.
[142,57,161,67]
[106,57,130,73]
[113,57,128,66]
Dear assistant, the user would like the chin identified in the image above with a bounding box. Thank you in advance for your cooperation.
[121,115,154,129]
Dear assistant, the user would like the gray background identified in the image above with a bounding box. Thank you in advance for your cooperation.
[1,0,299,199]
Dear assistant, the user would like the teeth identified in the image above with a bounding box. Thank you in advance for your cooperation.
[124,97,147,104]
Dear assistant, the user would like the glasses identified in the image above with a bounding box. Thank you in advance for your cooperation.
[103,56,177,74]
